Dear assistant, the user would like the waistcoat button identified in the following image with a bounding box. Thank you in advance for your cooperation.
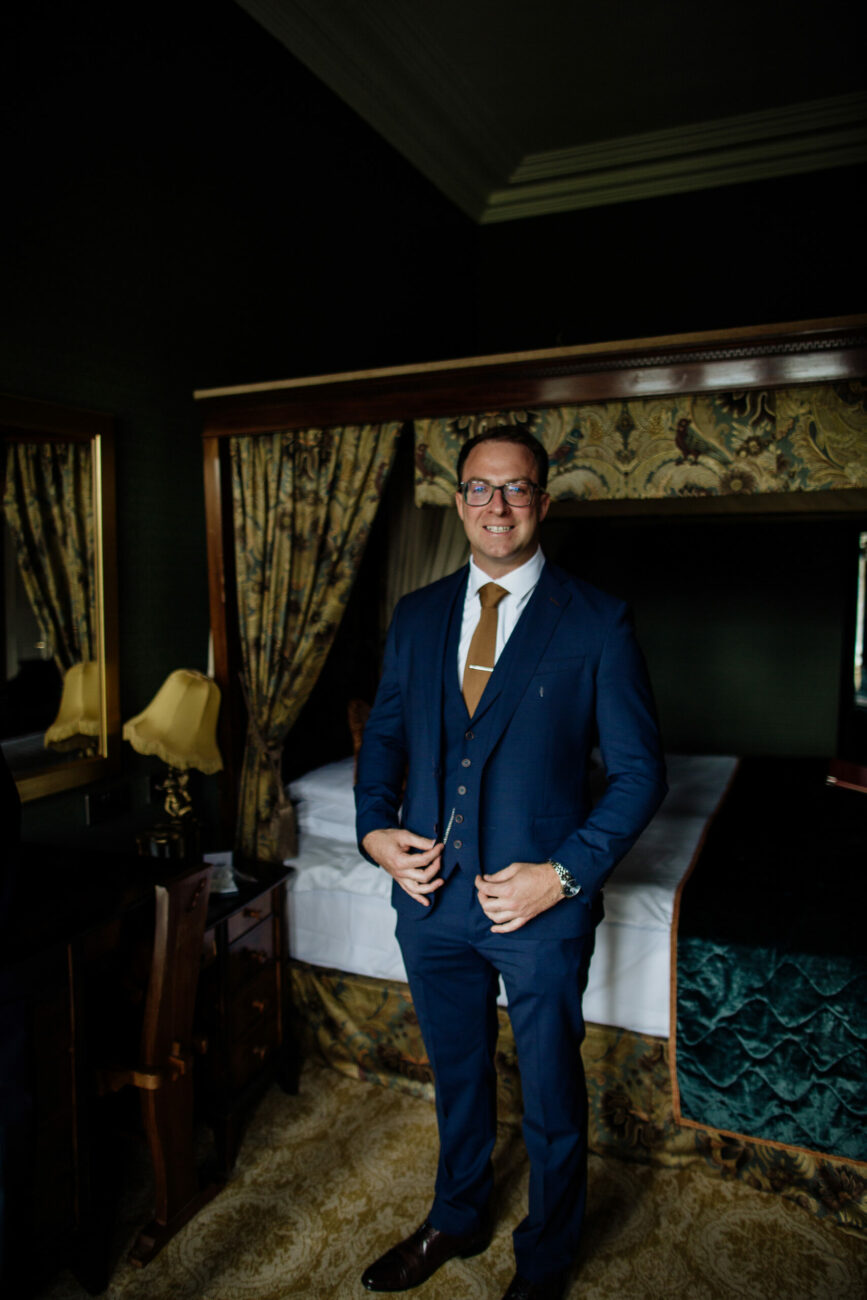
[461,757,471,768]
[457,784,467,795]
[453,839,463,850]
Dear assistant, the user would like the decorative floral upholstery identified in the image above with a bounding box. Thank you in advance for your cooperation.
[414,383,867,505]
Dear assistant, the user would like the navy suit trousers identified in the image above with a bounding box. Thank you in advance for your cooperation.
[396,868,595,1283]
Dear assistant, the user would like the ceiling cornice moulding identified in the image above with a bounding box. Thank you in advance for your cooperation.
[485,93,867,222]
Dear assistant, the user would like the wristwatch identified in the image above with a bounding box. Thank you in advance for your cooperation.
[549,860,581,898]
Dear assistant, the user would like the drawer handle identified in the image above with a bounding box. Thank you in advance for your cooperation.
[252,1045,268,1061]
[243,907,264,920]
[251,999,266,1014]
[246,949,268,966]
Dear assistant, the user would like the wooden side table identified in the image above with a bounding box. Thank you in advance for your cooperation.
[196,861,298,1178]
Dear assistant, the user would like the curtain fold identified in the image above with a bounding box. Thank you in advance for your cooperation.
[231,422,400,861]
[2,441,96,671]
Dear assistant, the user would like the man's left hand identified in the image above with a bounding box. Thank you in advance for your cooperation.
[474,861,563,933]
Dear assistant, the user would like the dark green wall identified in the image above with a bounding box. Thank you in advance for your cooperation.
[544,514,858,756]
[3,0,478,842]
[475,165,867,353]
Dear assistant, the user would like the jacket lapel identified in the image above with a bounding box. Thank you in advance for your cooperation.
[419,567,468,808]
[482,564,571,750]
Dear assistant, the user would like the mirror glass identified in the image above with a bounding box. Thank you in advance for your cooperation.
[0,395,120,801]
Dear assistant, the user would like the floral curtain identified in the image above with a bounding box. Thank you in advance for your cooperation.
[2,440,96,670]
[413,382,867,505]
[231,422,400,861]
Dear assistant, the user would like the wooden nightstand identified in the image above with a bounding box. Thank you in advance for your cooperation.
[196,861,298,1177]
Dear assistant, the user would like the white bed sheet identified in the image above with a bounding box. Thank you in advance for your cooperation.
[285,754,737,1039]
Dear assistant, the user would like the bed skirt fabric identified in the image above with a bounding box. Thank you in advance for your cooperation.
[289,960,867,1237]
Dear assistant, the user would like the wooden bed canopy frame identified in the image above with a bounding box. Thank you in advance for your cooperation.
[196,314,867,835]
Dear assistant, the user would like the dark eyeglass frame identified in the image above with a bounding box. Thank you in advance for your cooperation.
[459,479,541,507]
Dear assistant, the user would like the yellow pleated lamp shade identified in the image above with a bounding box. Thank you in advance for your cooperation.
[123,668,223,774]
[44,661,101,746]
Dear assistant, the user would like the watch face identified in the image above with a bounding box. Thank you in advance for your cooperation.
[551,861,580,896]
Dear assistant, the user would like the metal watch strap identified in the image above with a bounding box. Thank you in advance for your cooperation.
[549,860,581,898]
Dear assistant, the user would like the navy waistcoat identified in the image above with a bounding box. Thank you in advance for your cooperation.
[440,592,513,878]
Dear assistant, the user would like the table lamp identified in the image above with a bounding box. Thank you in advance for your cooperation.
[44,660,101,753]
[124,668,222,863]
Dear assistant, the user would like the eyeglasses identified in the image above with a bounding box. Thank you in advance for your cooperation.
[459,479,540,507]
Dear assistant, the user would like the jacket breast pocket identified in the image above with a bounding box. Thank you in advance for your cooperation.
[534,654,586,677]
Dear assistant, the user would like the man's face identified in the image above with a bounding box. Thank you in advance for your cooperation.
[455,440,550,578]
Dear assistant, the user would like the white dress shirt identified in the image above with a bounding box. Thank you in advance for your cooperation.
[457,548,546,683]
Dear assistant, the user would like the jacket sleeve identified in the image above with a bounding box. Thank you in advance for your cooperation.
[355,606,408,862]
[554,604,667,906]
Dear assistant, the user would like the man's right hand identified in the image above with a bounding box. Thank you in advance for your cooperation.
[362,828,444,906]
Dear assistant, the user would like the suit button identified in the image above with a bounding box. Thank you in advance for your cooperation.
[457,785,467,795]
[454,814,464,824]
[461,757,471,768]
[453,839,462,850]
[465,730,474,740]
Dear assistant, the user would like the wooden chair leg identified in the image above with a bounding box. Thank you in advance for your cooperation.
[128,1068,220,1266]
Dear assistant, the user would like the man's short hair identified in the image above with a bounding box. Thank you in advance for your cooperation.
[456,425,549,491]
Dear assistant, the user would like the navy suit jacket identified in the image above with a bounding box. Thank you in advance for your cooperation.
[356,561,667,939]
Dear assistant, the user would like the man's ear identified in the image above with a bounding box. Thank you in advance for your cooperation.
[538,492,551,523]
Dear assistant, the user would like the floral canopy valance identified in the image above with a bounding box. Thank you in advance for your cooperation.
[413,381,867,506]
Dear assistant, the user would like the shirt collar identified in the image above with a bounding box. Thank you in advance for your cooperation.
[468,547,545,601]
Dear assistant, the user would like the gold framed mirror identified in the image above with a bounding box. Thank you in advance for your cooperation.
[1,394,120,800]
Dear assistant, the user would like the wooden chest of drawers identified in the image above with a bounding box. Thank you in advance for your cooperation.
[197,863,295,1176]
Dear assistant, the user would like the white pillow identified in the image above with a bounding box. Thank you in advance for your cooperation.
[287,756,357,843]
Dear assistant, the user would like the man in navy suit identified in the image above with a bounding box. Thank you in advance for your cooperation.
[356,427,666,1299]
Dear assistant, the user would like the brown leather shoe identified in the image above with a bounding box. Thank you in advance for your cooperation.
[501,1271,568,1299]
[361,1217,491,1292]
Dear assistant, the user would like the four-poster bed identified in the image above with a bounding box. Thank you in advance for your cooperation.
[196,316,867,1236]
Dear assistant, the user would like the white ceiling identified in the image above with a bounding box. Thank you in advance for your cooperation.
[236,0,867,222]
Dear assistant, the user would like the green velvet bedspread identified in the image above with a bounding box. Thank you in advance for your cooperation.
[674,758,867,1163]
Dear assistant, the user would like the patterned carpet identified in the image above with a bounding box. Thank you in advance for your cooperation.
[39,1062,866,1300]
